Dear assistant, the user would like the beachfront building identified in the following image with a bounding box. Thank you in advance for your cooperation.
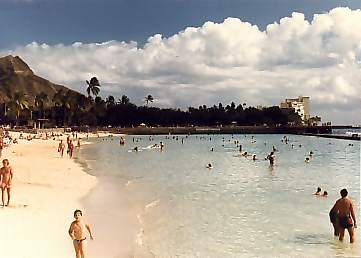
[256,105,266,110]
[280,96,310,123]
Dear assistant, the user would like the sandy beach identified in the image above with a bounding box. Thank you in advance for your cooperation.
[0,133,97,258]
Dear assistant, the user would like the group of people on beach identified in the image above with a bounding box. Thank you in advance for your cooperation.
[58,133,95,257]
[58,135,81,158]
[0,130,97,258]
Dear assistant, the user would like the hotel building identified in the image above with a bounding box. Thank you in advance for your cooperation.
[280,96,310,122]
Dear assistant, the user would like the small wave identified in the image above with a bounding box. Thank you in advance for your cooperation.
[145,199,160,212]
[142,145,161,150]
[136,228,144,246]
[137,214,144,224]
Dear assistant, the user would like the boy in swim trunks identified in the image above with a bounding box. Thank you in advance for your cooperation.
[68,209,94,258]
[330,189,357,243]
[0,159,13,207]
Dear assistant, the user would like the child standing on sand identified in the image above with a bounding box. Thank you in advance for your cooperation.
[68,209,94,258]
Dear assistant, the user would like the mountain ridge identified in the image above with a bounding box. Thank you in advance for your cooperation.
[0,55,82,104]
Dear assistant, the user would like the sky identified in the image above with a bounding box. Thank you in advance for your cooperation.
[0,0,361,124]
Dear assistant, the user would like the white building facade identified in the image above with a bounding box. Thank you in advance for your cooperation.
[280,96,310,122]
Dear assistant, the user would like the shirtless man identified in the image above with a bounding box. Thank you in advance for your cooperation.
[330,189,357,243]
[68,140,74,159]
[0,159,13,207]
[68,210,94,258]
[58,140,65,157]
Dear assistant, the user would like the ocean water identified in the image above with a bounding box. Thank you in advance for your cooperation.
[78,134,360,258]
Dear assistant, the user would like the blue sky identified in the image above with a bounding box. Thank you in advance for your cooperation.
[1,1,361,124]
[1,0,360,49]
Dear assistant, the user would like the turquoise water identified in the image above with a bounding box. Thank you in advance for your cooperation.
[79,134,360,257]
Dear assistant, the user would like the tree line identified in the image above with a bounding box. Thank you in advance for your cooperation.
[0,77,302,127]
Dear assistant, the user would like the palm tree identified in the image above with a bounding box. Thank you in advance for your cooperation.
[10,91,29,125]
[144,94,154,106]
[53,90,66,107]
[35,92,49,119]
[119,95,130,105]
[2,80,12,116]
[53,90,71,126]
[106,95,115,108]
[86,77,101,98]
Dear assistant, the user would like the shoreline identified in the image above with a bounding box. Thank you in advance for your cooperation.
[74,137,154,258]
[0,132,97,258]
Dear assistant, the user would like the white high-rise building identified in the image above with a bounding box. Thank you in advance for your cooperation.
[280,96,310,122]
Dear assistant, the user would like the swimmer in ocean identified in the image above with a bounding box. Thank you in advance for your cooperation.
[314,187,321,196]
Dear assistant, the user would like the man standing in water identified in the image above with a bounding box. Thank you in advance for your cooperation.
[68,209,94,258]
[330,189,357,243]
[0,159,13,207]
[266,151,275,166]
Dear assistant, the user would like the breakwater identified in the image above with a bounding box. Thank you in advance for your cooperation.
[301,133,360,141]
[113,125,335,135]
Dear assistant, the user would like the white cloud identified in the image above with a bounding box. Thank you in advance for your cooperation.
[1,7,361,124]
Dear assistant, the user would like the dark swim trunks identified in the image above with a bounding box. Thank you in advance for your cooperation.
[339,216,353,229]
[329,210,337,224]
[75,238,86,243]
